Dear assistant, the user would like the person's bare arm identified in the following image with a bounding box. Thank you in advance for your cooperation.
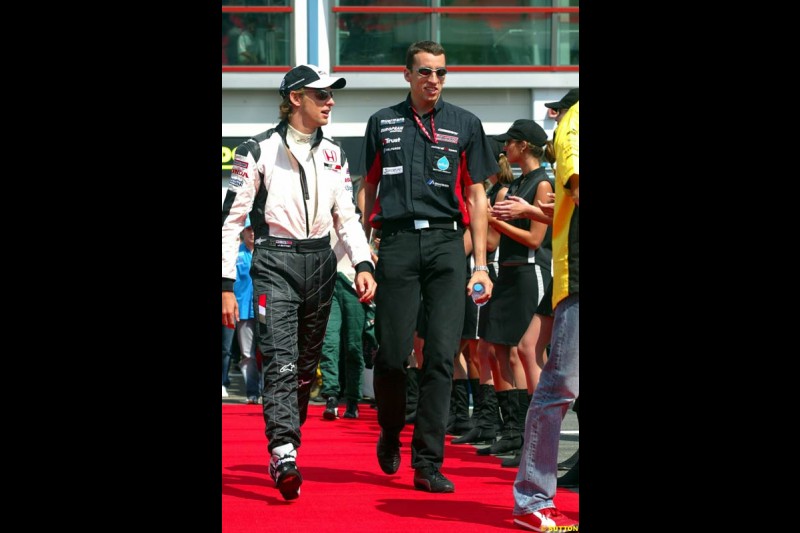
[490,181,553,248]
[463,226,473,256]
[466,182,492,303]
[492,194,553,224]
[486,186,507,252]
[222,291,239,328]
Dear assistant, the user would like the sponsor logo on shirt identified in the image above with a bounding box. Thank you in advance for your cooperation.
[233,156,249,168]
[382,137,401,144]
[438,134,458,144]
[383,166,403,175]
[438,128,459,135]
[229,176,244,188]
[380,126,404,133]
[324,162,342,171]
[383,146,401,152]
[426,178,450,188]
[380,118,404,125]
[232,166,246,176]
[431,145,458,154]
[323,149,338,162]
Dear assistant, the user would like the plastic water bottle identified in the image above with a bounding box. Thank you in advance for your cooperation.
[471,283,486,308]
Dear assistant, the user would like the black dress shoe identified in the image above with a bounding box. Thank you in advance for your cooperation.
[376,431,401,474]
[557,459,579,488]
[413,465,454,493]
[451,427,496,445]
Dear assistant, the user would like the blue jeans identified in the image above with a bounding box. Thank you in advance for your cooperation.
[236,318,261,399]
[222,325,235,388]
[513,293,579,515]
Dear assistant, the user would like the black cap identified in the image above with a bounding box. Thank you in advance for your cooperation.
[279,64,346,98]
[544,88,579,111]
[494,119,547,147]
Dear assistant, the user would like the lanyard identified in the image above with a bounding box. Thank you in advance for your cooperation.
[411,107,437,144]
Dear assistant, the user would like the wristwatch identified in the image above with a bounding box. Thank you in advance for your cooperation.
[473,265,489,273]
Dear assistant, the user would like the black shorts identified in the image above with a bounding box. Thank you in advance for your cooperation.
[535,279,554,317]
[484,263,551,346]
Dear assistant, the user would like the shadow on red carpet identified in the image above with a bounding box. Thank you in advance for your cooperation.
[223,404,578,532]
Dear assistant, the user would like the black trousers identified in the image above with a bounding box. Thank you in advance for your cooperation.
[251,242,337,453]
[373,226,466,469]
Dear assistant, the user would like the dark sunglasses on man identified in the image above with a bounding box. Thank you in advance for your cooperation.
[415,67,447,77]
[301,88,334,102]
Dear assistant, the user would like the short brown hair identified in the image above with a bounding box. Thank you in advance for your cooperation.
[405,41,445,69]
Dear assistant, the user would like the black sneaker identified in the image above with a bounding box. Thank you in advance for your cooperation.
[343,400,359,419]
[323,396,339,420]
[376,431,401,474]
[269,454,303,501]
[413,465,454,493]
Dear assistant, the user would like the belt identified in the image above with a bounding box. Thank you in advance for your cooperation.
[381,218,460,236]
[254,235,331,253]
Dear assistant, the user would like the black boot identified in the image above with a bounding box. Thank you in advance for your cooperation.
[467,378,479,422]
[557,458,579,487]
[446,379,472,435]
[453,384,497,444]
[501,391,530,465]
[501,449,521,468]
[558,449,579,470]
[477,390,522,455]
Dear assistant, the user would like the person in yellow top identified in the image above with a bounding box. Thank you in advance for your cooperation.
[510,90,579,532]
[550,97,579,308]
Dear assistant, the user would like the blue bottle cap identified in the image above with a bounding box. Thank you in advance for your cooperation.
[474,283,484,291]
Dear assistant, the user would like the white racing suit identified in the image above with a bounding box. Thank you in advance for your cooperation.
[222,121,373,453]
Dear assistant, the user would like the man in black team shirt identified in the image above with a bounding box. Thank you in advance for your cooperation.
[361,40,499,493]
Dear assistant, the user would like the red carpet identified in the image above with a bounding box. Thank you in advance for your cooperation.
[222,404,578,532]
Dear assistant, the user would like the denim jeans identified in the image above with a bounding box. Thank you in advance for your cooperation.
[513,293,579,515]
[236,318,261,399]
[222,324,235,388]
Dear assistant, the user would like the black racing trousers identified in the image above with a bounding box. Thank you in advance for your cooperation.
[251,237,336,453]
[373,226,466,470]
